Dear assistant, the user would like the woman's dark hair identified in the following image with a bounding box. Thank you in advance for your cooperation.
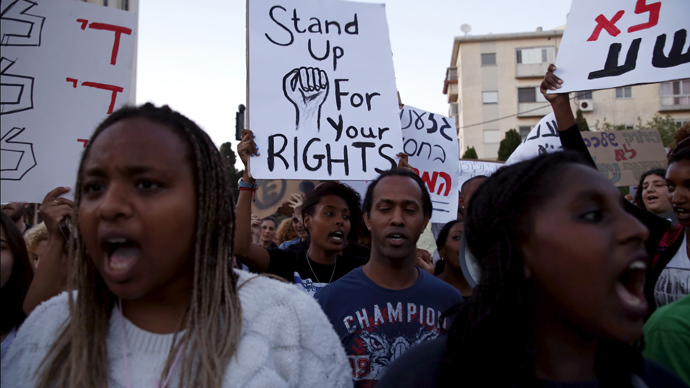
[362,168,433,218]
[435,220,462,252]
[1,211,34,333]
[633,168,666,210]
[260,216,278,229]
[668,122,690,165]
[438,152,643,387]
[302,181,362,241]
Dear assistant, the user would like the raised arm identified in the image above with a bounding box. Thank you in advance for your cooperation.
[23,187,72,314]
[233,129,271,272]
[540,64,596,167]
[540,64,576,131]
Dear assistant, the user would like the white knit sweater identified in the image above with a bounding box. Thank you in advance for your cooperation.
[1,269,352,387]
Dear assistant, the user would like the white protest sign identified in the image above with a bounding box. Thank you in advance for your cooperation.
[248,0,402,180]
[1,0,135,203]
[505,113,563,165]
[400,105,459,223]
[554,0,690,93]
[458,160,502,188]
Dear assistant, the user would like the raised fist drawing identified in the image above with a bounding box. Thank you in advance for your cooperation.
[283,67,329,131]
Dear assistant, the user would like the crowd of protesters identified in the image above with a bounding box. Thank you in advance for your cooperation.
[1,68,688,388]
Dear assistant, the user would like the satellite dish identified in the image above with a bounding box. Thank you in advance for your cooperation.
[460,24,472,36]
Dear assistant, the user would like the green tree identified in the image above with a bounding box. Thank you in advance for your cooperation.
[636,114,679,147]
[575,109,590,132]
[497,129,522,161]
[594,117,626,131]
[220,142,244,202]
[462,146,478,159]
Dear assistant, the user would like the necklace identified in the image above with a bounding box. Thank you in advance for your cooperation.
[306,254,337,285]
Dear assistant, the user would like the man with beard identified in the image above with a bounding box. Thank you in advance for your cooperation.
[316,168,462,388]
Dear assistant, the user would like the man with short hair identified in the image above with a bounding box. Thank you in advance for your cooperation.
[316,168,462,387]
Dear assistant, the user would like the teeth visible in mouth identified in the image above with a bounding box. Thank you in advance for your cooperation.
[628,261,647,270]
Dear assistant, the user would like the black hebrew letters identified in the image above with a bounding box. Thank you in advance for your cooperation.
[588,38,641,79]
[652,29,690,68]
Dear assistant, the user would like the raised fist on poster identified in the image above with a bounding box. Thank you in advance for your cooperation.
[283,67,329,131]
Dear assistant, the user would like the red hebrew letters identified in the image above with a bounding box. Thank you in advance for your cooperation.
[587,11,625,41]
[628,0,661,33]
[81,82,124,114]
[75,19,133,65]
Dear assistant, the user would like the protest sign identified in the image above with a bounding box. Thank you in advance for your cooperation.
[250,179,322,219]
[1,0,135,203]
[458,160,502,188]
[505,113,563,165]
[582,129,667,186]
[248,0,403,180]
[554,0,690,93]
[400,105,459,223]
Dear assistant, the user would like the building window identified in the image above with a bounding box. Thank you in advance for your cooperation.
[516,47,555,64]
[519,126,532,140]
[483,129,500,143]
[517,87,547,103]
[576,91,593,100]
[446,67,457,81]
[482,91,498,104]
[660,79,690,106]
[450,103,459,115]
[481,53,496,66]
[616,86,632,99]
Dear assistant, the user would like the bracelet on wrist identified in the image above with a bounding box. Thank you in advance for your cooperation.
[238,178,257,190]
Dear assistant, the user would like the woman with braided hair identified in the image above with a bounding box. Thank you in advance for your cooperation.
[0,103,351,388]
[378,151,687,387]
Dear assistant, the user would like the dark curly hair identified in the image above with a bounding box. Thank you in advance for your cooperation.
[302,181,362,242]
[632,168,666,210]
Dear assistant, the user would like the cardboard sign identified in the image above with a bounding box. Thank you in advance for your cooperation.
[250,179,322,219]
[554,0,690,93]
[458,160,502,188]
[400,105,459,223]
[248,0,403,180]
[505,113,563,165]
[582,129,667,186]
[1,0,135,203]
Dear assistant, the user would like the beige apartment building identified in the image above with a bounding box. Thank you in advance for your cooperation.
[444,28,690,160]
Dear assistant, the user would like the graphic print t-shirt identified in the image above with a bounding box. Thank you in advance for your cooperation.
[266,248,367,297]
[315,267,463,387]
[655,234,690,307]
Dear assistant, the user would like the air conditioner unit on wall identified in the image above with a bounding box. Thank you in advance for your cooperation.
[578,99,594,112]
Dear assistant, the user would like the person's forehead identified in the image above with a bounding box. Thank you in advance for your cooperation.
[373,175,422,202]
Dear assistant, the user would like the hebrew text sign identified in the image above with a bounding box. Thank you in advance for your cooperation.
[554,0,689,93]
[1,0,135,203]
